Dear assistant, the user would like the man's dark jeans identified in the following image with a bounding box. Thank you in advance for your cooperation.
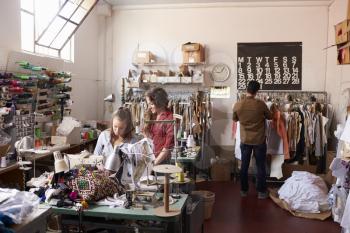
[240,143,267,193]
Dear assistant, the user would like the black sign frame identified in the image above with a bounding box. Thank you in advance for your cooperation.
[237,42,302,90]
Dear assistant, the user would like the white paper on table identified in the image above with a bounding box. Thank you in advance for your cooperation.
[340,116,350,143]
[270,155,284,179]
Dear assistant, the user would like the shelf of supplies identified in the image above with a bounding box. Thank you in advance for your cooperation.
[132,63,168,67]
[142,82,203,85]
[183,62,206,66]
[133,62,206,67]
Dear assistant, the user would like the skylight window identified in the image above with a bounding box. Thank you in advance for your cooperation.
[20,0,98,62]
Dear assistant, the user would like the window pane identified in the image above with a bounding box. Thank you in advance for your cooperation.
[35,45,48,54]
[61,40,70,60]
[35,0,60,37]
[48,48,59,57]
[70,36,74,62]
[59,1,78,19]
[35,45,59,58]
[21,11,34,52]
[69,0,83,6]
[70,7,86,23]
[21,0,34,12]
[81,0,96,11]
[51,22,76,49]
[37,17,66,46]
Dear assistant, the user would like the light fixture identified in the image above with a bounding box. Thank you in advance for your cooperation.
[54,151,69,173]
[104,94,115,103]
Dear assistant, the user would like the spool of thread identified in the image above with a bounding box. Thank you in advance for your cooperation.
[1,86,9,92]
[0,157,7,168]
[88,131,94,140]
[175,162,184,182]
[187,135,195,148]
[177,172,185,182]
[0,107,10,115]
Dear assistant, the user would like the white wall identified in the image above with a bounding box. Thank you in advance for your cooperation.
[326,0,350,125]
[112,2,329,146]
[0,0,101,121]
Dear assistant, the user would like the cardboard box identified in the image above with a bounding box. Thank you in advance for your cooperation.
[167,76,181,83]
[337,42,350,64]
[335,20,350,45]
[157,76,167,83]
[182,42,205,64]
[51,127,82,145]
[135,51,154,64]
[211,159,231,181]
[282,163,317,178]
[180,76,192,83]
[192,73,204,83]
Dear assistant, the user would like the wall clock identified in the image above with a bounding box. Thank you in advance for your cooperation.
[211,63,231,82]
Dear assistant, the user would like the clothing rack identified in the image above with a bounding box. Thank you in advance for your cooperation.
[237,90,328,104]
[234,90,330,181]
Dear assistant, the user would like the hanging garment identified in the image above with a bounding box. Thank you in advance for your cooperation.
[329,158,350,185]
[315,114,323,157]
[341,193,350,229]
[235,122,241,160]
[272,110,290,159]
[340,115,350,143]
[266,120,284,155]
[287,112,301,152]
[232,121,237,140]
[330,185,349,224]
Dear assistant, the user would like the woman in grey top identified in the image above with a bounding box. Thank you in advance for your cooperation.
[94,107,139,183]
[94,107,137,157]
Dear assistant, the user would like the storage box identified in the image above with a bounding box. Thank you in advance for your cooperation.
[335,20,350,45]
[282,163,316,178]
[180,76,192,84]
[127,79,141,88]
[157,76,167,83]
[135,51,154,64]
[192,72,204,83]
[337,42,350,64]
[211,158,231,181]
[167,76,181,83]
[182,42,205,64]
[51,127,82,145]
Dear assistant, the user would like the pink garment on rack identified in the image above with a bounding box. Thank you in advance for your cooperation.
[232,121,237,140]
[272,110,290,159]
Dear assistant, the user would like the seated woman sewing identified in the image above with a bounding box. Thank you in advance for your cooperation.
[94,107,138,183]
